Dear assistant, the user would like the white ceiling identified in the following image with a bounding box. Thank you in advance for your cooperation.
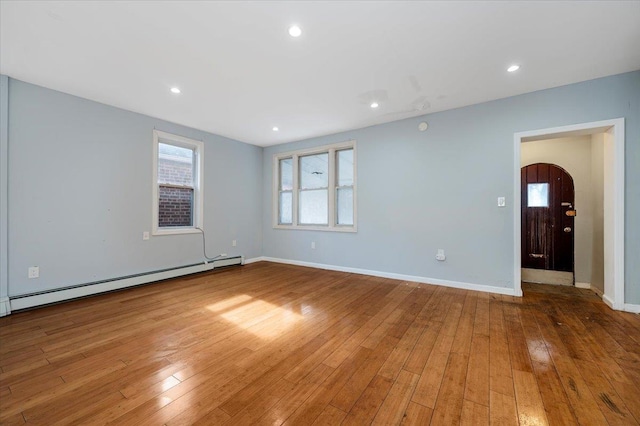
[1,1,639,147]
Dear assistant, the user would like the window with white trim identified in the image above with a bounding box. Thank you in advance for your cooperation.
[274,141,356,231]
[152,130,204,235]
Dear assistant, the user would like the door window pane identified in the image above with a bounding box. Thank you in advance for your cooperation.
[300,153,328,189]
[299,189,328,225]
[528,183,549,207]
[337,187,353,225]
[279,192,292,224]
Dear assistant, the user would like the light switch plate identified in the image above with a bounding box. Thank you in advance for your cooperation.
[498,197,506,207]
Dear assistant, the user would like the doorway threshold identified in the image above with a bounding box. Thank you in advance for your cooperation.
[521,268,573,286]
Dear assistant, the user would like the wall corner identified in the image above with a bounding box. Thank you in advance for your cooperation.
[0,75,9,305]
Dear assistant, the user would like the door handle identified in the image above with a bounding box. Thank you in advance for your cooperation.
[564,227,572,233]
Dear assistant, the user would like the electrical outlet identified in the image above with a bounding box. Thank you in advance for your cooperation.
[436,249,446,261]
[497,197,506,207]
[28,266,39,279]
[232,240,237,247]
[311,241,316,249]
[143,231,150,240]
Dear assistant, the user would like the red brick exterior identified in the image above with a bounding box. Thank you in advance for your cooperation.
[158,155,195,227]
[158,186,193,227]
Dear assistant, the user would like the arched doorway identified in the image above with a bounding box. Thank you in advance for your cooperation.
[521,163,575,285]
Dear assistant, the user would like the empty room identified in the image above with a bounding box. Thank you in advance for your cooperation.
[1,1,639,425]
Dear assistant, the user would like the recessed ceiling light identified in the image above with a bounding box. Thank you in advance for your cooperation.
[507,65,520,73]
[170,87,181,94]
[370,102,379,109]
[272,127,279,132]
[288,25,302,37]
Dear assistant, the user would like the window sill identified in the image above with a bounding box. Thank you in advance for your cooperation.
[152,227,201,236]
[272,224,357,233]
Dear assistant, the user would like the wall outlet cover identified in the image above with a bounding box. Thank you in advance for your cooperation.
[28,266,40,279]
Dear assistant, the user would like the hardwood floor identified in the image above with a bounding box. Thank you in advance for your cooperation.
[1,262,639,425]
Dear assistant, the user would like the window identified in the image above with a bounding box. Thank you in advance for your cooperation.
[273,141,356,231]
[152,130,204,235]
[527,183,549,207]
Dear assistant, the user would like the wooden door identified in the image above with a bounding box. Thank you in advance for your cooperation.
[521,163,575,273]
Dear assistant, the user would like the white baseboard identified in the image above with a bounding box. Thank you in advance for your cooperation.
[624,303,640,314]
[575,282,605,298]
[258,257,518,296]
[0,297,10,317]
[9,257,243,312]
[243,256,265,265]
[602,294,616,310]
[590,286,604,298]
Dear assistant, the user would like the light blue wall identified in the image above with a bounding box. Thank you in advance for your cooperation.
[7,78,263,297]
[262,71,640,303]
[5,71,639,304]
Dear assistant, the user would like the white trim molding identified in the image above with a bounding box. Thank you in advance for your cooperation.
[0,297,10,317]
[514,118,625,310]
[9,257,242,312]
[0,75,9,312]
[257,257,518,296]
[590,285,604,299]
[623,304,640,314]
[575,282,605,298]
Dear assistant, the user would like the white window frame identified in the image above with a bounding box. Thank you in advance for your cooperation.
[272,140,357,232]
[152,130,204,236]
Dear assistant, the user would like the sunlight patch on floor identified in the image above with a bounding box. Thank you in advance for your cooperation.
[206,294,303,340]
[206,294,252,312]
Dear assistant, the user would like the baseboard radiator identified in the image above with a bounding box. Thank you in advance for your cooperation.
[10,256,243,312]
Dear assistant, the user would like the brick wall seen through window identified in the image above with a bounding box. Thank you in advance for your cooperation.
[158,143,194,228]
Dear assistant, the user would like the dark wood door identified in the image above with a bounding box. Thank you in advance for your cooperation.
[521,163,575,272]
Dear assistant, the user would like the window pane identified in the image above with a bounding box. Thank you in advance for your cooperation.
[280,158,293,191]
[279,192,292,224]
[158,186,193,227]
[158,142,194,186]
[300,153,328,189]
[337,149,354,187]
[299,189,328,225]
[528,183,549,207]
[337,187,353,225]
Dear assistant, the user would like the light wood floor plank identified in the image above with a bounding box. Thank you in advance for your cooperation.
[400,401,433,425]
[372,369,419,425]
[0,264,638,425]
